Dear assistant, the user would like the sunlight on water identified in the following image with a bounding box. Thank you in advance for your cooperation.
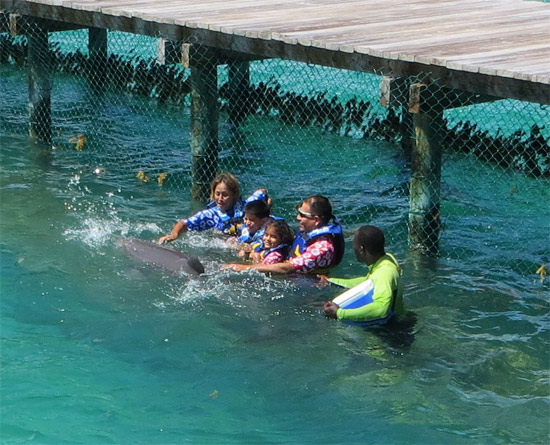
[1,67,549,444]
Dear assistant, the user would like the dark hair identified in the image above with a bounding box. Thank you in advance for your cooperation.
[210,172,240,200]
[354,225,385,256]
[303,195,335,225]
[244,200,271,219]
[265,219,294,246]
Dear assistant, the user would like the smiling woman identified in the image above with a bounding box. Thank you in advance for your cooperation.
[158,172,269,244]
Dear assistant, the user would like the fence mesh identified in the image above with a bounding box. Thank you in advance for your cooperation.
[1,13,549,279]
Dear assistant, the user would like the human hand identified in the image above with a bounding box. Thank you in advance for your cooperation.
[316,274,330,287]
[158,233,176,244]
[323,301,339,319]
[249,251,262,263]
[258,188,273,208]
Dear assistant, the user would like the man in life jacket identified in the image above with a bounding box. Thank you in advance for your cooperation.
[223,195,344,275]
[322,225,404,325]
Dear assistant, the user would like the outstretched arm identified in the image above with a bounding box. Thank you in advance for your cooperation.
[223,261,295,274]
[158,220,188,244]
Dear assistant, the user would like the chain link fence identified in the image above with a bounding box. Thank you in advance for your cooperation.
[1,13,549,279]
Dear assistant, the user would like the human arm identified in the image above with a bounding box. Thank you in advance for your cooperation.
[245,188,269,205]
[158,220,188,244]
[328,275,369,289]
[336,268,397,321]
[289,238,335,273]
[222,261,295,274]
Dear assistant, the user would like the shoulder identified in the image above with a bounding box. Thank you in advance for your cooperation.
[372,256,400,279]
[309,236,335,250]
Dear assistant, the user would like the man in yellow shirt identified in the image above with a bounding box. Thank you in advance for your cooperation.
[322,225,404,325]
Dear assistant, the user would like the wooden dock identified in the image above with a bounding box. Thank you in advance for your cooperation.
[2,0,550,104]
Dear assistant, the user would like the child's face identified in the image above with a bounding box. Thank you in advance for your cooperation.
[263,226,282,250]
[243,213,266,235]
[213,182,237,212]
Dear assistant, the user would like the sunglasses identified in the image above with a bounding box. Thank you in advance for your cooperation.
[295,205,317,219]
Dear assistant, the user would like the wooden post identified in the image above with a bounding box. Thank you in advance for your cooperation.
[27,22,52,145]
[379,76,412,160]
[184,44,219,201]
[88,27,107,90]
[227,61,250,128]
[408,83,442,254]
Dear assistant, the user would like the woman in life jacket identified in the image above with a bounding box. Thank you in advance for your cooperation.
[223,195,344,275]
[158,172,268,244]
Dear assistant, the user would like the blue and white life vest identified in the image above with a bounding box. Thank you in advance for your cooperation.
[290,222,345,267]
[206,201,245,234]
[205,189,268,234]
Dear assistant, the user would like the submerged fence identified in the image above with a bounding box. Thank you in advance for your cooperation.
[1,13,549,278]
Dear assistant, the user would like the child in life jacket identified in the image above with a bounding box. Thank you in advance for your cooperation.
[250,219,294,265]
[223,195,344,274]
[237,199,273,259]
[158,172,268,244]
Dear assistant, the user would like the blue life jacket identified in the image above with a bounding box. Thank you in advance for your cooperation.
[290,222,345,267]
[205,190,268,234]
[205,200,245,233]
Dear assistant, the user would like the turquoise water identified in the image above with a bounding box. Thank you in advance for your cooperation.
[1,64,549,443]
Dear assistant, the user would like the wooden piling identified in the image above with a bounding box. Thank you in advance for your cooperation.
[379,76,412,160]
[227,61,250,128]
[408,83,442,254]
[27,22,51,145]
[88,27,107,90]
[185,44,219,201]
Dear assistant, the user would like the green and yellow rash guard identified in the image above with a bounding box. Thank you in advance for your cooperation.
[328,253,404,322]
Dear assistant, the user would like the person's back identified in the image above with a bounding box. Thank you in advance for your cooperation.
[323,226,404,325]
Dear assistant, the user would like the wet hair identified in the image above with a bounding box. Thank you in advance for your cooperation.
[265,219,295,247]
[210,172,240,200]
[244,199,270,219]
[354,225,385,256]
[302,195,335,225]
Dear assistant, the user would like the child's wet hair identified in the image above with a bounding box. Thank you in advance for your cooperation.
[244,199,270,219]
[265,219,294,246]
[210,172,240,200]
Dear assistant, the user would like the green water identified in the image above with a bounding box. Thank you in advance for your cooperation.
[1,64,549,444]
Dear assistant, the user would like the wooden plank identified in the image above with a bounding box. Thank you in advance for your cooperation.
[3,0,548,103]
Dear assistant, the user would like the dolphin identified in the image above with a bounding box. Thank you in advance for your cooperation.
[122,238,205,275]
